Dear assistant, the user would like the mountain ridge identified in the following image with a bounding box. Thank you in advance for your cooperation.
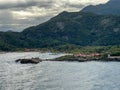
[81,0,120,15]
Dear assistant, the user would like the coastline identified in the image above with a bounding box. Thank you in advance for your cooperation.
[45,55,120,62]
[0,47,119,63]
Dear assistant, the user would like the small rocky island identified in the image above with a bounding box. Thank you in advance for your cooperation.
[15,57,42,64]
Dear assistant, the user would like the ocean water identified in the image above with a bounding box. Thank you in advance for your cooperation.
[0,52,120,90]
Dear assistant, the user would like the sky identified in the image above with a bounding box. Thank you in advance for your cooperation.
[0,0,109,32]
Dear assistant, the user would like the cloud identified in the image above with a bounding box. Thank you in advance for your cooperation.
[0,0,109,32]
[0,0,54,9]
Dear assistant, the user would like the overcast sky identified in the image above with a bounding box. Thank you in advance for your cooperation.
[0,0,109,32]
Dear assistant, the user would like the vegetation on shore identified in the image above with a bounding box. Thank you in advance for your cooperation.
[48,45,120,62]
[50,54,120,62]
[50,45,120,56]
[0,45,119,56]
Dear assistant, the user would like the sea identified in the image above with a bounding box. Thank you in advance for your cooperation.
[0,52,120,90]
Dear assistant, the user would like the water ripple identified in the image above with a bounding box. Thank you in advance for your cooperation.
[0,52,120,90]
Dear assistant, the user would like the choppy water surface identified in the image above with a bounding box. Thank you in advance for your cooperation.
[0,52,120,90]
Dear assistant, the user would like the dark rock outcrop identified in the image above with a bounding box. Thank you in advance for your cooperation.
[15,58,42,64]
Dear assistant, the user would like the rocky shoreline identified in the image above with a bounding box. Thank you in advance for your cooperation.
[46,55,120,62]
[15,55,120,64]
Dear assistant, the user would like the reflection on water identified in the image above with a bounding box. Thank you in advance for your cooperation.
[0,52,120,90]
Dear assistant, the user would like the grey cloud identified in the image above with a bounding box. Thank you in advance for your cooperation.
[0,0,53,10]
[0,10,14,24]
[65,3,86,9]
[0,0,55,32]
[0,9,53,32]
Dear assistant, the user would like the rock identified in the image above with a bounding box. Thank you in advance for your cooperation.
[15,58,42,64]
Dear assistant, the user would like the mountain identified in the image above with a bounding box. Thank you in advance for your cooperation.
[81,0,120,15]
[20,11,120,48]
[0,12,120,51]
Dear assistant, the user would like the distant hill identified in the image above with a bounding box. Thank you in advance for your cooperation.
[0,31,27,51]
[0,10,120,51]
[81,0,120,15]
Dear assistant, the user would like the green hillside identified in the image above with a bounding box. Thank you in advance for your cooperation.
[22,12,120,47]
[0,12,120,51]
